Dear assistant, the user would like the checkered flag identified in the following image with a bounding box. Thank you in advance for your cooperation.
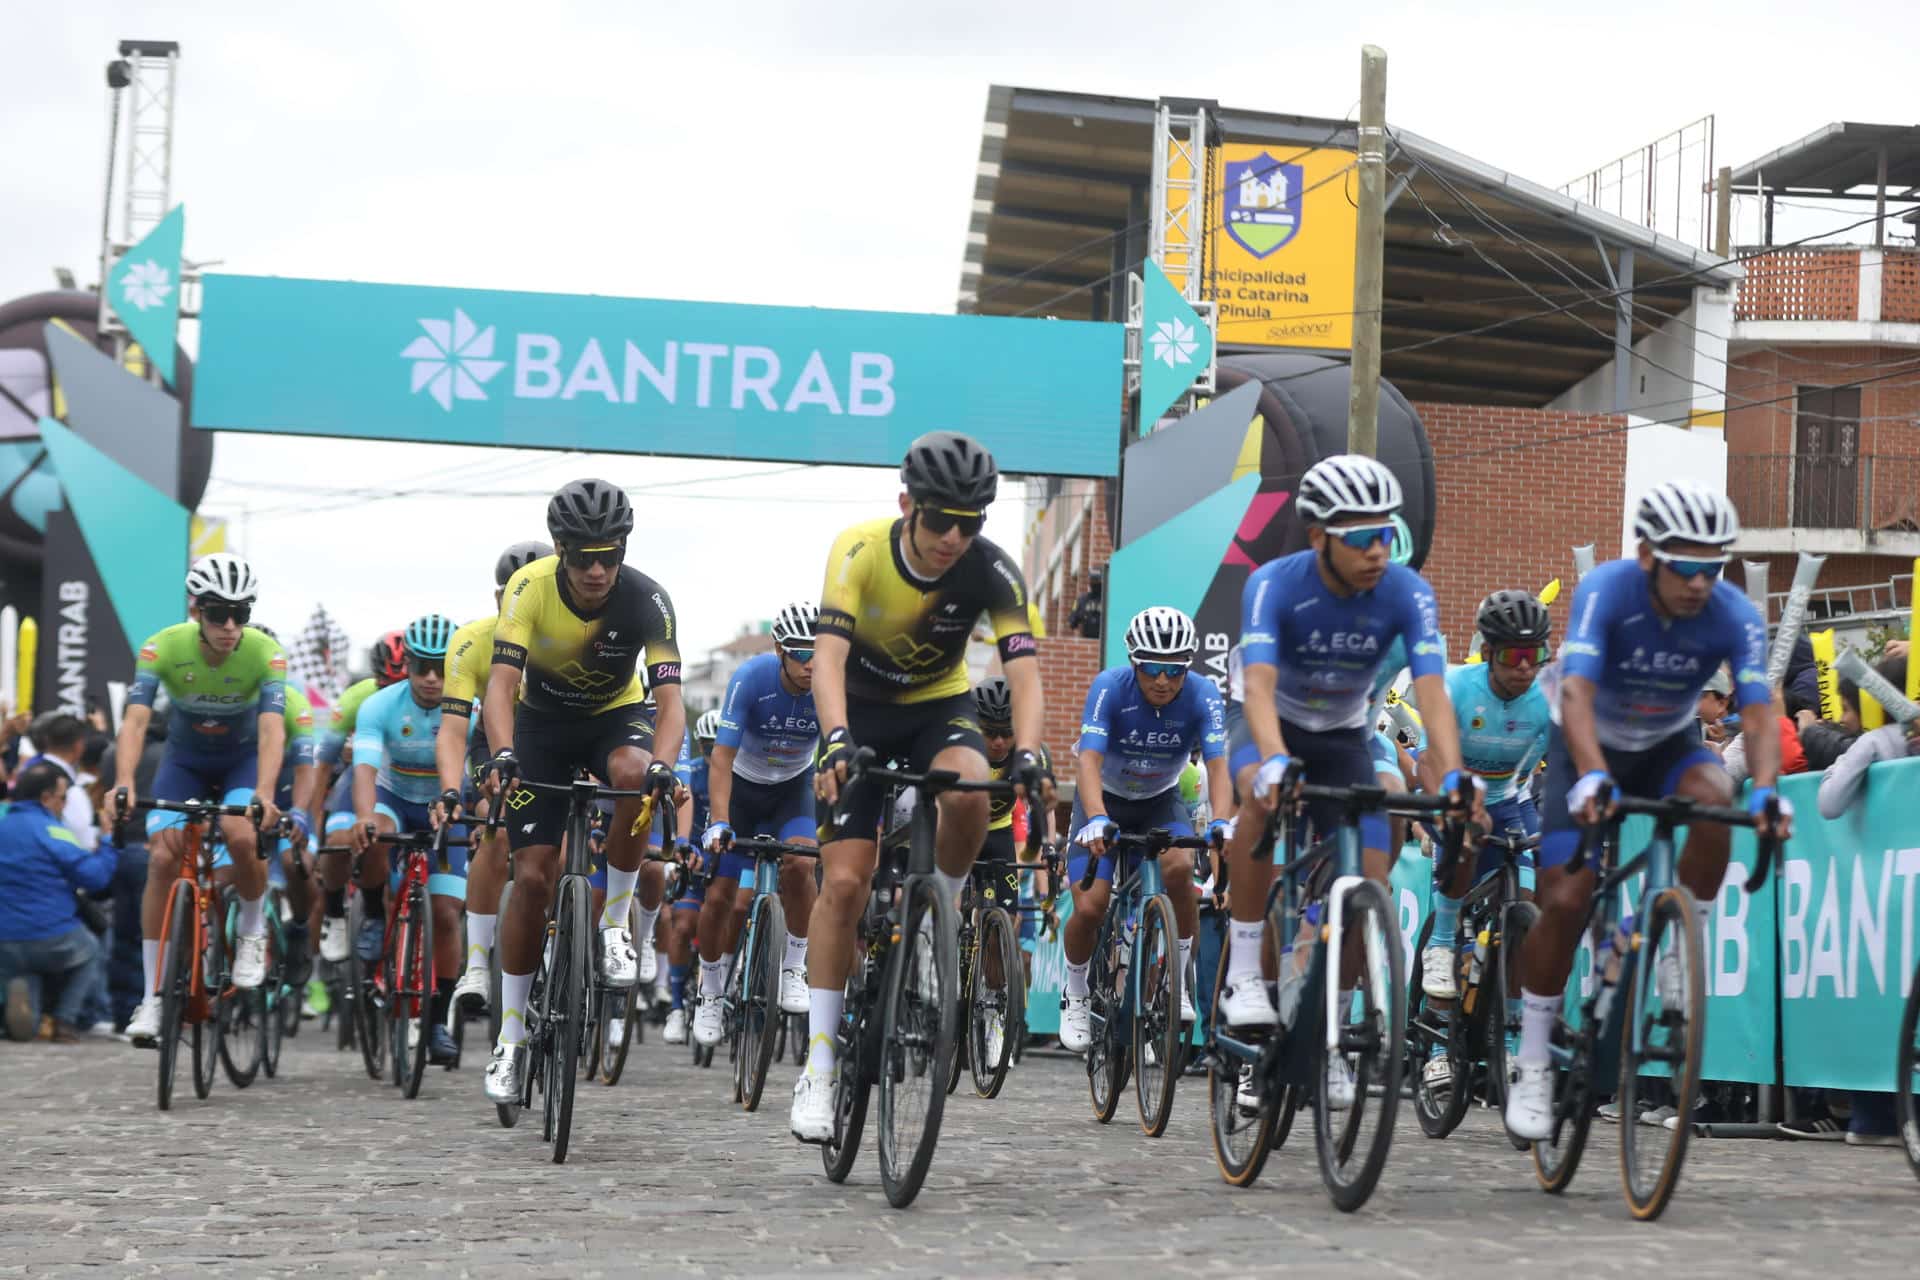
[287,604,351,708]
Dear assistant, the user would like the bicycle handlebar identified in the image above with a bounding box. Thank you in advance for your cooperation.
[1074,826,1211,892]
[843,747,1046,857]
[1568,791,1783,892]
[122,790,269,859]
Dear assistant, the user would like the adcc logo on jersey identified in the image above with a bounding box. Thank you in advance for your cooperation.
[1223,152,1305,258]
[403,309,506,411]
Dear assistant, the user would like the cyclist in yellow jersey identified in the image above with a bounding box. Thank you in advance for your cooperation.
[794,431,1053,1143]
[431,539,550,1016]
[480,479,685,1105]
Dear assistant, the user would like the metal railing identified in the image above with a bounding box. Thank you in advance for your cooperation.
[1727,452,1920,533]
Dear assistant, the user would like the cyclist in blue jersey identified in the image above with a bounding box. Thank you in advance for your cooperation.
[1059,607,1231,1053]
[1221,454,1479,1107]
[664,712,714,1044]
[1504,483,1795,1140]
[347,613,466,1065]
[314,630,408,965]
[693,602,822,1047]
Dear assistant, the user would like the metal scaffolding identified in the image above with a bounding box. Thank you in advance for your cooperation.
[97,39,182,355]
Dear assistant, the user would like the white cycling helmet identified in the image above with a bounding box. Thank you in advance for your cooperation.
[1125,606,1198,660]
[185,552,258,603]
[771,601,818,648]
[1633,482,1739,549]
[694,709,721,742]
[1296,454,1403,524]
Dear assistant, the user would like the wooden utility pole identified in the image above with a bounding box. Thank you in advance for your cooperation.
[1346,45,1388,457]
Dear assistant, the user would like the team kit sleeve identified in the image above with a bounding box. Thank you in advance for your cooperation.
[257,639,289,718]
[980,544,1037,664]
[349,684,391,771]
[1556,569,1613,685]
[1725,591,1772,709]
[1194,678,1228,761]
[1397,572,1448,680]
[127,631,167,707]
[1238,560,1282,668]
[817,523,868,640]
[714,661,753,750]
[441,620,487,719]
[1076,670,1115,754]
[492,566,538,670]
[639,575,684,687]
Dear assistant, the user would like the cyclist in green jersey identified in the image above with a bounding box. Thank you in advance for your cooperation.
[107,555,287,1046]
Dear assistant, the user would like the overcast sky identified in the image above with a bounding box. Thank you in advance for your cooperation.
[6,1,1913,658]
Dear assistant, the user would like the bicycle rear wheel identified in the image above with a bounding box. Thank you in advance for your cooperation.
[1085,910,1131,1124]
[547,875,591,1164]
[194,897,226,1100]
[1312,878,1404,1213]
[1489,901,1538,1149]
[877,876,957,1209]
[1531,987,1594,1194]
[347,890,384,1080]
[1133,895,1183,1137]
[156,882,195,1111]
[1207,919,1276,1187]
[969,906,1020,1100]
[220,899,266,1090]
[740,895,787,1113]
[398,887,433,1099]
[1408,913,1467,1140]
[1899,959,1920,1182]
[947,927,970,1099]
[1619,887,1705,1221]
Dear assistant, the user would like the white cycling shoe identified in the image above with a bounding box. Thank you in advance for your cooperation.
[692,997,725,1047]
[778,966,810,1015]
[1058,994,1093,1053]
[318,917,350,963]
[230,934,269,990]
[1220,978,1278,1028]
[1323,1054,1357,1111]
[598,926,638,988]
[1504,1060,1555,1141]
[127,995,163,1048]
[790,1068,835,1143]
[664,1008,689,1044]
[1421,945,1458,999]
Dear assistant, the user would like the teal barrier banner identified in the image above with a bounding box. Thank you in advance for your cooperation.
[192,275,1123,476]
[1778,760,1920,1092]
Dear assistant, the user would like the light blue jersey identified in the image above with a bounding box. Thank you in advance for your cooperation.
[1445,662,1550,804]
[715,652,819,785]
[349,680,454,805]
[1077,665,1226,800]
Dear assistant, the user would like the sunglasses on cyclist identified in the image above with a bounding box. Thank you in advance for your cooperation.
[1329,522,1396,551]
[1135,659,1191,679]
[916,505,985,537]
[408,655,443,677]
[1491,644,1550,668]
[198,601,251,627]
[563,543,625,570]
[1652,549,1728,581]
[781,646,815,664]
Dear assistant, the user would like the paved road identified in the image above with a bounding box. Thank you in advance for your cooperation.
[3,1018,1914,1277]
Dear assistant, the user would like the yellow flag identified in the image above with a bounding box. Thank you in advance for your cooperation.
[1539,578,1561,607]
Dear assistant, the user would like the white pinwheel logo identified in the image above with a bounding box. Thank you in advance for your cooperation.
[119,260,173,311]
[402,309,505,411]
[1150,317,1198,367]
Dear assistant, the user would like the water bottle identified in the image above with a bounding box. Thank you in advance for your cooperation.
[1467,928,1489,990]
[1590,914,1633,1026]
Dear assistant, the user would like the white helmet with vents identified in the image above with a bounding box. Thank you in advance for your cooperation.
[1633,482,1739,548]
[185,553,258,603]
[1296,453,1403,524]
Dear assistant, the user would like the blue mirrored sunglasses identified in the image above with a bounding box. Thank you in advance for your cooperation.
[1653,550,1727,580]
[1332,523,1396,551]
[782,646,815,664]
[1135,660,1190,679]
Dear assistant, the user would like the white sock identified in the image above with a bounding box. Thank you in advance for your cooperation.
[1693,899,1711,945]
[1065,959,1090,998]
[1226,920,1265,984]
[700,959,725,997]
[1517,988,1559,1067]
[142,940,160,997]
[466,912,496,968]
[783,932,809,969]
[497,971,535,1048]
[721,952,734,981]
[634,903,660,946]
[1177,935,1193,969]
[236,892,266,938]
[807,988,843,1075]
[932,868,966,905]
[655,949,670,980]
[601,866,639,928]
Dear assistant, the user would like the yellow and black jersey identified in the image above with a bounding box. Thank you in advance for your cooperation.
[986,742,1051,831]
[818,517,1035,705]
[441,615,496,720]
[493,556,681,717]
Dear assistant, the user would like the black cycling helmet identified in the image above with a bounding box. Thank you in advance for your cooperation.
[1476,590,1551,646]
[546,479,634,548]
[901,431,998,509]
[972,677,1012,727]
[495,539,553,586]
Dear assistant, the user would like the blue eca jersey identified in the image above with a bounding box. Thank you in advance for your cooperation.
[349,680,460,805]
[1239,550,1447,731]
[676,728,711,833]
[1445,662,1550,803]
[1076,664,1227,800]
[1552,558,1769,750]
[714,651,819,784]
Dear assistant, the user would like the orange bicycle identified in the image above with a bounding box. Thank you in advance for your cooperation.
[126,790,265,1111]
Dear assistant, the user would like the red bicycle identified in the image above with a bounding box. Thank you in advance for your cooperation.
[361,824,470,1099]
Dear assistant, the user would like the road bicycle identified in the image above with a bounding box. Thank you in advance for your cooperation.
[126,792,265,1112]
[1528,793,1778,1221]
[704,836,819,1112]
[1408,829,1539,1143]
[950,844,1059,1100]
[1206,779,1461,1211]
[357,824,471,1098]
[1077,827,1211,1136]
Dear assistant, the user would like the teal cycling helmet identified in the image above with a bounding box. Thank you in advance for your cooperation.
[402,612,456,660]
[1388,512,1413,566]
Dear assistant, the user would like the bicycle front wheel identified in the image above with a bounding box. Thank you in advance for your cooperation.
[1085,910,1131,1124]
[1619,886,1705,1221]
[263,924,289,1078]
[1133,895,1183,1137]
[1207,916,1276,1187]
[1312,878,1405,1213]
[1408,913,1466,1140]
[740,894,787,1113]
[1489,901,1539,1149]
[547,875,591,1164]
[969,906,1020,1100]
[877,875,957,1209]
[156,881,195,1111]
[194,896,227,1100]
[347,890,384,1080]
[398,887,433,1099]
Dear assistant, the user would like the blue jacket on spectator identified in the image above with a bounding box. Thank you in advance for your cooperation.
[0,799,115,943]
